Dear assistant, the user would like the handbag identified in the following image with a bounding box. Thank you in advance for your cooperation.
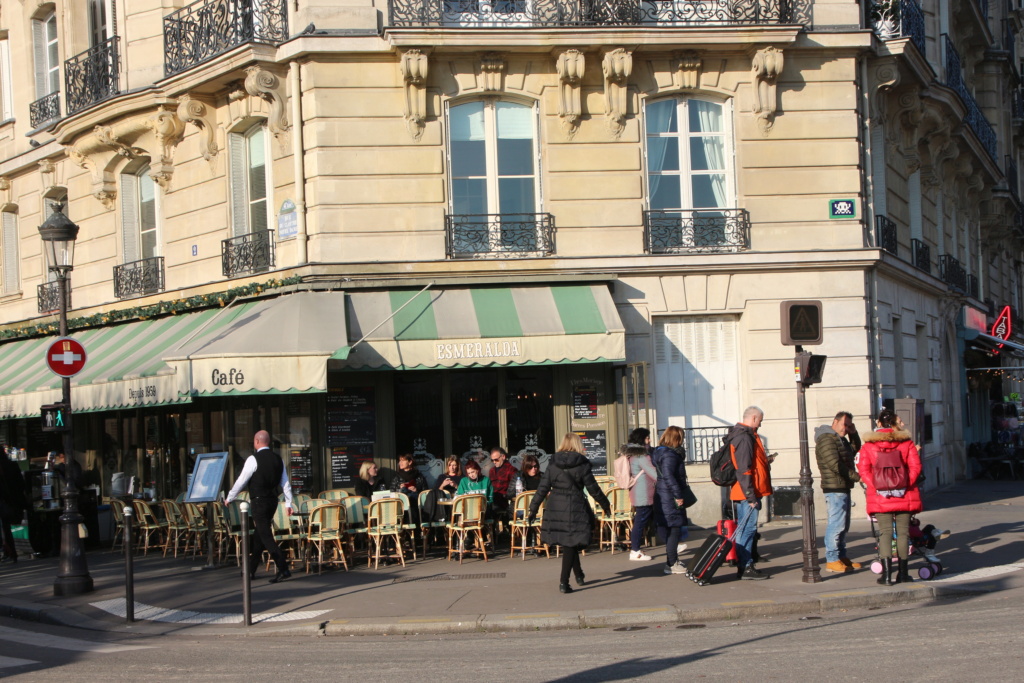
[679,484,698,509]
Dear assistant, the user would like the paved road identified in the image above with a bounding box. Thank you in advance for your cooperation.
[3,587,1021,681]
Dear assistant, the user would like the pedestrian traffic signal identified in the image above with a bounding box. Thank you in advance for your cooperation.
[781,300,823,346]
[41,403,70,432]
[795,351,827,386]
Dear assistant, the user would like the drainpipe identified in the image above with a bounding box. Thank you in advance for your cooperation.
[860,56,883,414]
[289,60,308,265]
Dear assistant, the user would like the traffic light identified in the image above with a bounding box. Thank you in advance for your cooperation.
[795,351,827,386]
[781,300,823,346]
[41,403,70,432]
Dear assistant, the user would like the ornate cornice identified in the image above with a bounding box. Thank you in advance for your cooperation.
[176,95,220,161]
[243,65,290,140]
[751,47,783,135]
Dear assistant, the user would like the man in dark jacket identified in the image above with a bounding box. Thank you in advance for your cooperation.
[726,406,772,580]
[814,411,862,573]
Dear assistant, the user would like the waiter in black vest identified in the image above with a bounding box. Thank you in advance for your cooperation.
[225,430,293,584]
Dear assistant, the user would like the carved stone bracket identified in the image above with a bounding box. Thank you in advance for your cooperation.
[893,86,923,173]
[400,49,429,141]
[751,47,783,135]
[0,176,11,209]
[38,158,61,196]
[602,48,632,138]
[244,65,290,140]
[674,51,702,90]
[147,106,186,189]
[871,58,901,121]
[480,53,506,92]
[176,94,220,161]
[556,49,585,139]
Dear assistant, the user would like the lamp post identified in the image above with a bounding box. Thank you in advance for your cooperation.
[40,204,93,597]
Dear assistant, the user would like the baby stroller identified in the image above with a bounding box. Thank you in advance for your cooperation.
[869,515,950,581]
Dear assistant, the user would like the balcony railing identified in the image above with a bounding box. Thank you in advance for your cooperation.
[643,208,750,254]
[37,280,67,315]
[943,34,998,160]
[1012,87,1024,122]
[164,0,288,77]
[29,92,60,128]
[387,0,813,28]
[911,238,931,274]
[1007,155,1020,202]
[445,213,555,258]
[875,215,898,255]
[684,426,730,464]
[222,230,275,277]
[114,257,165,300]
[870,0,925,54]
[940,253,968,294]
[65,36,121,116]
[968,273,980,299]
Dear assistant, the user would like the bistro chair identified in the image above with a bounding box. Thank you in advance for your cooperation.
[222,501,251,564]
[446,493,488,564]
[269,501,304,571]
[393,491,419,561]
[305,504,348,574]
[133,500,167,555]
[365,498,406,569]
[293,493,313,512]
[109,499,129,552]
[509,492,549,559]
[161,500,191,558]
[594,475,617,497]
[417,489,450,556]
[182,502,208,558]
[597,487,633,554]
[318,489,349,502]
[341,496,369,560]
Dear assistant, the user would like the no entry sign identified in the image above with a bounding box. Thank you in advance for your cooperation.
[46,337,87,378]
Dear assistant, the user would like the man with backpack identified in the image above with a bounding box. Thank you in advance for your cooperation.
[724,406,772,580]
[814,411,862,573]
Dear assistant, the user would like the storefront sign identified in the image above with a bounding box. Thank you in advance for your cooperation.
[210,368,246,386]
[964,306,988,333]
[331,444,375,487]
[573,385,598,419]
[326,386,376,447]
[435,340,522,362]
[289,448,313,493]
[576,430,608,476]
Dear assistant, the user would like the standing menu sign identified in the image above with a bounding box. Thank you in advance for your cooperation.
[576,430,608,476]
[288,448,313,493]
[185,452,230,503]
[326,387,376,486]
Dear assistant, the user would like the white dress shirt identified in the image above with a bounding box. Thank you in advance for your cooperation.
[225,451,294,507]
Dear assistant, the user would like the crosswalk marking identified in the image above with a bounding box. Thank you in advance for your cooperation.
[0,655,38,669]
[91,598,331,624]
[0,625,152,653]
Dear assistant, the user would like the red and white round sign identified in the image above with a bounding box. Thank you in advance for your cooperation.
[46,337,87,378]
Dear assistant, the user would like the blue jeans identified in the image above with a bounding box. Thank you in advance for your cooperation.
[630,505,654,552]
[734,500,760,568]
[823,492,852,563]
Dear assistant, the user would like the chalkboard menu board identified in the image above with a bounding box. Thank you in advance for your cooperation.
[288,448,313,493]
[572,386,599,419]
[326,387,376,447]
[331,444,375,487]
[576,430,608,475]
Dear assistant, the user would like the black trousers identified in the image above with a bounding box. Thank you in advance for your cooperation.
[559,545,583,584]
[1,518,16,559]
[250,497,286,574]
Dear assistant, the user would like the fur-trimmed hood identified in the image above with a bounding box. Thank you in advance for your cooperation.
[862,428,912,443]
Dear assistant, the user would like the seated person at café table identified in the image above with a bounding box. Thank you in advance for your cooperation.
[391,454,428,537]
[435,456,463,495]
[518,454,542,492]
[354,461,389,499]
[455,460,494,506]
[488,447,518,525]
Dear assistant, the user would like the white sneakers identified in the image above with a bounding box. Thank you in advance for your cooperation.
[629,550,653,561]
[677,543,688,555]
[664,562,687,574]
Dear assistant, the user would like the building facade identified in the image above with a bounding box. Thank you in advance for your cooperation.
[0,0,1020,522]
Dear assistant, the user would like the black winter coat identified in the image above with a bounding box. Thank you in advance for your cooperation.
[652,445,689,528]
[529,451,610,548]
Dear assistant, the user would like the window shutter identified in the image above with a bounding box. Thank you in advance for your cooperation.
[32,20,46,99]
[228,133,249,236]
[120,174,139,264]
[2,212,19,293]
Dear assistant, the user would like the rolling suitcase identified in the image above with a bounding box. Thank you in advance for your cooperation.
[686,507,751,586]
[716,519,739,563]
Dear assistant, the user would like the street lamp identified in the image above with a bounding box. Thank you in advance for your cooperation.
[39,204,93,597]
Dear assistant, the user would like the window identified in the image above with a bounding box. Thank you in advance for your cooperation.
[0,37,13,121]
[449,100,538,217]
[1,211,19,294]
[228,125,270,236]
[120,168,159,262]
[89,0,116,46]
[33,12,60,98]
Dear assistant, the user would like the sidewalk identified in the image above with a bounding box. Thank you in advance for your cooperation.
[2,479,1022,637]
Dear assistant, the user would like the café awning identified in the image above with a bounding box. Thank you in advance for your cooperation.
[336,283,625,370]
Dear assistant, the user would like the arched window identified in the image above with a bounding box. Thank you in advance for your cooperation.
[644,97,743,251]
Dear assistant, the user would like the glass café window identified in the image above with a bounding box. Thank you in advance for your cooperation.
[645,97,734,247]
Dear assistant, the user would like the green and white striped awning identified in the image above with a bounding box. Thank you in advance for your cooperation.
[336,284,625,370]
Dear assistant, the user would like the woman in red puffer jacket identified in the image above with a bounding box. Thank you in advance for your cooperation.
[857,407,922,586]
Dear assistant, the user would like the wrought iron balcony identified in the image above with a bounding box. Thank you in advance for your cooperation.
[943,35,997,160]
[869,0,925,53]
[37,280,68,315]
[643,208,750,254]
[446,213,555,258]
[65,36,121,116]
[114,257,165,300]
[222,230,275,277]
[911,238,931,274]
[940,253,968,294]
[875,215,898,255]
[387,0,813,28]
[164,0,288,77]
[1012,87,1024,122]
[968,274,979,299]
[1007,155,1020,202]
[684,426,730,464]
[29,92,60,129]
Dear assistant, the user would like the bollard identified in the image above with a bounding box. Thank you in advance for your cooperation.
[239,501,251,627]
[123,506,134,623]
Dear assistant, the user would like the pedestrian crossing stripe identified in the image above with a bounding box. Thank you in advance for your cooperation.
[91,598,331,624]
[0,625,152,653]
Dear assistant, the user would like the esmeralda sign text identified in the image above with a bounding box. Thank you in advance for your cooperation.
[435,340,523,361]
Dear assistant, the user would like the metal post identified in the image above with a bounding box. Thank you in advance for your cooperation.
[796,347,822,584]
[53,272,93,597]
[123,506,134,623]
[240,501,251,627]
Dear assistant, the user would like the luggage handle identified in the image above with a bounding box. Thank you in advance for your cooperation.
[726,503,755,543]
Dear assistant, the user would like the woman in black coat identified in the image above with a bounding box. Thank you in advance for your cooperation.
[651,425,690,575]
[529,433,611,593]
